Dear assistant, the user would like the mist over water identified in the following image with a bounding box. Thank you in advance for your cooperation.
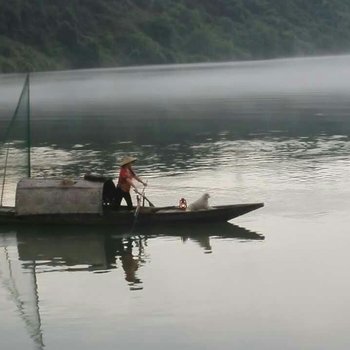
[1,54,350,122]
[1,55,350,350]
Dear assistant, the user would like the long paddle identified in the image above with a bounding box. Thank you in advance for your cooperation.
[134,188,155,207]
[131,185,147,232]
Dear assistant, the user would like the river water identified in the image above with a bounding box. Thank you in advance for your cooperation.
[1,55,350,350]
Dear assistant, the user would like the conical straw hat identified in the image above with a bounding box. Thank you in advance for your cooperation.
[120,156,137,166]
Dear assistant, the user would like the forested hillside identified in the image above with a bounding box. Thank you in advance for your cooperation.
[1,0,350,72]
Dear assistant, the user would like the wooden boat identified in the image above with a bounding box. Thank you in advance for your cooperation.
[0,178,263,226]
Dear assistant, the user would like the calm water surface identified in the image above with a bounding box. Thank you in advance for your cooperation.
[1,56,350,350]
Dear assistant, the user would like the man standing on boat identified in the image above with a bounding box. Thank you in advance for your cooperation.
[115,156,147,210]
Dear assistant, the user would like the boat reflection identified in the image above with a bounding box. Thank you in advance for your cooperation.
[15,227,147,290]
[133,222,264,253]
[8,222,264,288]
[0,223,263,348]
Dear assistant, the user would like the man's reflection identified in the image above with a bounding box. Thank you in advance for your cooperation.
[112,237,144,290]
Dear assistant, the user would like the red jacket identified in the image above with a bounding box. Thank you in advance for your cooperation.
[117,167,135,192]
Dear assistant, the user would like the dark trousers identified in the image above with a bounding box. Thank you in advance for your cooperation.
[115,186,133,210]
